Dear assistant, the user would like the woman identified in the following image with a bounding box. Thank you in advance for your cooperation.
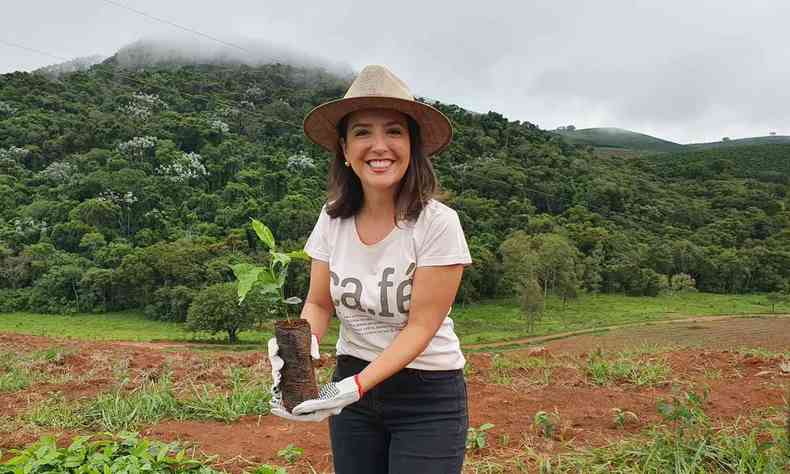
[268,65,472,473]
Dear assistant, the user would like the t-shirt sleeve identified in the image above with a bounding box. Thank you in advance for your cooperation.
[417,209,473,267]
[304,204,331,262]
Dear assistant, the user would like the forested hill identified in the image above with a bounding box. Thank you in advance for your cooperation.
[1,58,788,318]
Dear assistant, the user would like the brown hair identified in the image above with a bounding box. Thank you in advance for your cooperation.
[325,114,442,224]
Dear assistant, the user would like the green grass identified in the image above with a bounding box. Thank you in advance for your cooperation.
[23,368,273,432]
[0,292,788,349]
[452,291,790,346]
[487,353,552,385]
[585,352,671,387]
[0,347,75,392]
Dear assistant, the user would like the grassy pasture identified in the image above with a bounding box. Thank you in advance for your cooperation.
[1,292,788,349]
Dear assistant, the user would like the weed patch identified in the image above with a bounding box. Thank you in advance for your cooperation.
[549,392,790,473]
[182,367,270,422]
[585,349,671,386]
[84,375,182,431]
[25,393,84,430]
[487,353,552,386]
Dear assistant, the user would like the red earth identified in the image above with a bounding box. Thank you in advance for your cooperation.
[1,315,788,473]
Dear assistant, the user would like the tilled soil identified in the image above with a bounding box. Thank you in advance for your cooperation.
[1,315,788,473]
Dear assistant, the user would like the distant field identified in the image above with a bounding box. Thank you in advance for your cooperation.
[1,292,787,348]
[553,127,684,152]
[452,291,790,345]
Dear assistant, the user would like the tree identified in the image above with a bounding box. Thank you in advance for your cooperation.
[520,275,543,333]
[500,231,582,306]
[765,292,790,313]
[186,282,258,343]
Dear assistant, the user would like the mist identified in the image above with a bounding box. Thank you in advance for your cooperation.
[112,36,353,79]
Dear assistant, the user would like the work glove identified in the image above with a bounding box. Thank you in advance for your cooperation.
[270,391,342,422]
[290,375,363,417]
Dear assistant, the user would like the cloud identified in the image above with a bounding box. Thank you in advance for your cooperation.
[2,0,788,142]
[112,36,353,78]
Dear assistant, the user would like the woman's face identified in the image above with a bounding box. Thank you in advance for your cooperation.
[341,108,411,198]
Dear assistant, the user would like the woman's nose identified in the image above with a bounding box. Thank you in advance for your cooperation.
[371,130,388,154]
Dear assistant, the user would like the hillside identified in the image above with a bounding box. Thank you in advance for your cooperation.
[555,127,790,153]
[553,127,685,152]
[687,135,790,149]
[1,48,788,317]
[641,144,790,183]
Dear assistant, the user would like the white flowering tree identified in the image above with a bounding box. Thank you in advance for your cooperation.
[286,152,315,171]
[157,151,208,183]
[209,118,230,134]
[121,92,168,121]
[38,161,75,183]
[244,86,265,103]
[0,101,17,118]
[117,136,158,162]
[0,146,30,161]
[11,217,48,242]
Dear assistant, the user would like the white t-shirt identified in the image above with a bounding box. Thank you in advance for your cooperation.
[304,199,472,370]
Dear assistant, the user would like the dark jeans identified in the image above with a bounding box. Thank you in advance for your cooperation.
[329,355,468,474]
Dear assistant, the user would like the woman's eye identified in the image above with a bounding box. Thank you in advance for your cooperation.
[388,128,403,135]
[354,129,369,136]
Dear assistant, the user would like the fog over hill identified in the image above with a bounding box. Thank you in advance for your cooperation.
[34,55,106,78]
[108,37,353,79]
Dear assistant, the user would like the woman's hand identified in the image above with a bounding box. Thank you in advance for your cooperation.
[269,373,362,422]
[291,376,363,416]
[270,393,342,422]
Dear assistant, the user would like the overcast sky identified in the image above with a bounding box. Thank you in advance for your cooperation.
[2,0,788,144]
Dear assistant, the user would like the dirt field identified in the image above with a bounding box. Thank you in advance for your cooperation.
[1,315,788,473]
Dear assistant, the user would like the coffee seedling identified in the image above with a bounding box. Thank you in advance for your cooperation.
[277,443,304,464]
[466,422,495,451]
[612,407,639,429]
[533,410,561,439]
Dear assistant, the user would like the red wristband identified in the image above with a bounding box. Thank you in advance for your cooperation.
[353,374,365,397]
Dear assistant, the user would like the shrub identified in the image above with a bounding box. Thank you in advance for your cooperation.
[145,285,197,322]
[79,267,114,312]
[626,268,662,297]
[28,265,84,313]
[186,282,259,343]
[670,273,697,292]
[0,288,32,312]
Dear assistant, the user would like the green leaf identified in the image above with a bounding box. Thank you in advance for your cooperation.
[286,249,310,261]
[251,218,275,250]
[480,423,495,431]
[256,269,281,296]
[271,251,291,271]
[231,263,265,304]
[283,296,302,305]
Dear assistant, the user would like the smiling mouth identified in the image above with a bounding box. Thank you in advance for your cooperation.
[367,159,394,170]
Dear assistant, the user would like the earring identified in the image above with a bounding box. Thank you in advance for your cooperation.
[344,161,350,167]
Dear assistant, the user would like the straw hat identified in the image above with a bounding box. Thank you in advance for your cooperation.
[303,65,453,157]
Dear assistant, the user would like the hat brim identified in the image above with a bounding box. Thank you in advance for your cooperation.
[303,96,453,157]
